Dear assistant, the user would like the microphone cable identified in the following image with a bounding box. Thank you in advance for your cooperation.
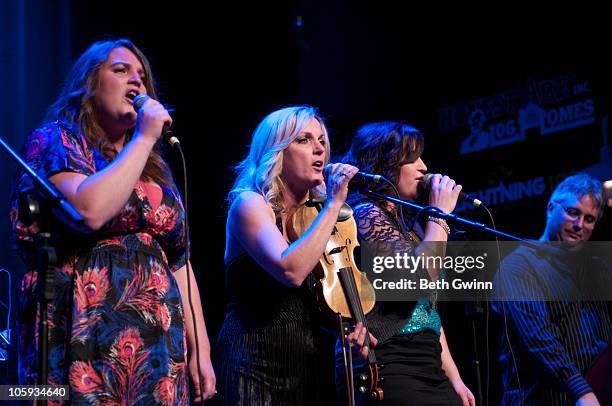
[133,95,207,400]
[176,143,206,403]
[480,203,524,406]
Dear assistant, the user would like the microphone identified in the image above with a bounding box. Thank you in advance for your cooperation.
[422,173,481,207]
[132,94,180,147]
[354,171,384,183]
[346,171,386,190]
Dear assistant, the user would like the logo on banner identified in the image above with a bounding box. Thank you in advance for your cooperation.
[438,76,596,155]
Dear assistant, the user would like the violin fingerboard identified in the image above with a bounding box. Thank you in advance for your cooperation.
[337,267,377,364]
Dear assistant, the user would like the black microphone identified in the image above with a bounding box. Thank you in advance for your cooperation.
[132,94,180,146]
[422,173,481,207]
[354,171,384,183]
[346,171,386,190]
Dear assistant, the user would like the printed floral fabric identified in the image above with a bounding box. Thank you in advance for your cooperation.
[10,121,190,405]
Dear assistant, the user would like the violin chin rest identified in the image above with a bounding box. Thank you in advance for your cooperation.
[338,203,353,222]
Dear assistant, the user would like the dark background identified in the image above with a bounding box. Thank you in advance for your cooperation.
[1,1,610,404]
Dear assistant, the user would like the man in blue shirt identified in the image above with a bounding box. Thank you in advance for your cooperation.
[493,173,611,405]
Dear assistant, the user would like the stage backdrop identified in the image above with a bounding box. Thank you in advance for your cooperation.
[1,2,609,403]
[295,3,611,402]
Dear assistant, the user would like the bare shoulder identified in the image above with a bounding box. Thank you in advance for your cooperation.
[229,190,276,225]
[226,191,284,263]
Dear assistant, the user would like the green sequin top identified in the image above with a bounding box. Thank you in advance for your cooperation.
[398,269,446,336]
[397,299,441,336]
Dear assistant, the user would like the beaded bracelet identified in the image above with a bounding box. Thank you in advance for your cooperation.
[426,216,451,235]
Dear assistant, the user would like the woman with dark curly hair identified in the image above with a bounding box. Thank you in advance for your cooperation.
[340,122,475,406]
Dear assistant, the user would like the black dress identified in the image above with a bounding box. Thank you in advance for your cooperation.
[214,252,337,405]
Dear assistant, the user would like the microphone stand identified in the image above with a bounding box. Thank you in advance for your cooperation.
[465,301,484,405]
[0,137,85,229]
[1,135,85,403]
[361,189,524,241]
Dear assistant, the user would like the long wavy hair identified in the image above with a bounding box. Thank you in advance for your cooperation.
[44,38,173,188]
[228,106,330,213]
[343,121,424,201]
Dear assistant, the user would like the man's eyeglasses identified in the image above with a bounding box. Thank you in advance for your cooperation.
[555,203,598,226]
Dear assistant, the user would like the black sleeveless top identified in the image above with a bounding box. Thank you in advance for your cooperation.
[215,239,336,405]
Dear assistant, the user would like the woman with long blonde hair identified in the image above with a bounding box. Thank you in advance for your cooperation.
[216,105,358,405]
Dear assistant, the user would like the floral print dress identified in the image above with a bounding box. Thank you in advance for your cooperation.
[9,121,190,405]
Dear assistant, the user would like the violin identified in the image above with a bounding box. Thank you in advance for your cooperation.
[286,197,383,404]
